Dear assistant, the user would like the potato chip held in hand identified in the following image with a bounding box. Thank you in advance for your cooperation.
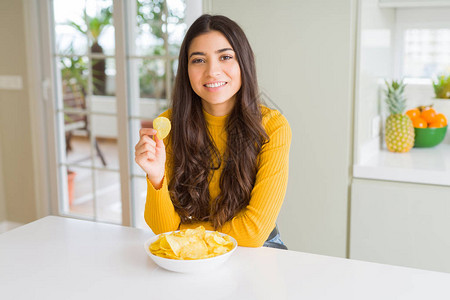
[153,117,171,139]
[149,226,234,260]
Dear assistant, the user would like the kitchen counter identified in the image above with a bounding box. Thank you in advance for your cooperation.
[1,216,450,300]
[354,143,450,186]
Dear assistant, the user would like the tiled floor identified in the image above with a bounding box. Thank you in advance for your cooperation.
[67,137,122,224]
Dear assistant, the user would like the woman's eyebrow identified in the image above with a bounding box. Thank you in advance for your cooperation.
[189,48,234,58]
[216,47,234,53]
[189,51,205,58]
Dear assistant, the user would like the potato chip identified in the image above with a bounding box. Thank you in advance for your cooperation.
[152,117,171,139]
[179,239,208,260]
[159,236,172,251]
[149,239,161,251]
[149,226,234,260]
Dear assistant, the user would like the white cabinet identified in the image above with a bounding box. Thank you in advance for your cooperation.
[350,178,450,273]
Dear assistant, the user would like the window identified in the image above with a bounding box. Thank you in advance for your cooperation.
[402,28,450,78]
[395,7,450,80]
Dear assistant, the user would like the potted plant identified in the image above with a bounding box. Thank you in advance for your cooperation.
[432,74,450,100]
[67,169,77,206]
[431,74,450,143]
[67,7,112,95]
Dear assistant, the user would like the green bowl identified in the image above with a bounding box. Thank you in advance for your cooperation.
[414,126,447,148]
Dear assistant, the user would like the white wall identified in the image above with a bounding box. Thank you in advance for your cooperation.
[0,0,38,223]
[209,0,356,257]
[354,0,396,163]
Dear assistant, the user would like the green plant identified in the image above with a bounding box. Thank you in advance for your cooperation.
[137,0,165,38]
[60,43,88,91]
[432,74,450,99]
[136,0,184,99]
[67,5,112,95]
[137,0,166,99]
[59,42,103,92]
[60,0,184,103]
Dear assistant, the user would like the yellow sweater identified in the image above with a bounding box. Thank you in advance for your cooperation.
[144,105,291,247]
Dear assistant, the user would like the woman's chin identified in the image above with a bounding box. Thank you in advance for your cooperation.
[201,99,236,116]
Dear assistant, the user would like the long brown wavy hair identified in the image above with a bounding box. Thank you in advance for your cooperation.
[168,14,269,229]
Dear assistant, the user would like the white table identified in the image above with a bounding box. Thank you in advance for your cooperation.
[1,216,450,300]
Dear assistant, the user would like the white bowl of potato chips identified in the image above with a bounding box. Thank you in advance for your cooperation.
[144,226,237,273]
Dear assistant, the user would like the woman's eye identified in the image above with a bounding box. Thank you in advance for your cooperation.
[221,55,233,61]
[191,58,204,64]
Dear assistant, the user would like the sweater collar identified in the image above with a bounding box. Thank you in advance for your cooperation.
[202,109,228,127]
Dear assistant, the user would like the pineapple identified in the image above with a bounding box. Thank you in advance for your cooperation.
[384,80,415,153]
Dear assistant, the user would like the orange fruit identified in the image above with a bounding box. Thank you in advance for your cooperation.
[406,108,420,120]
[412,117,427,128]
[420,108,436,124]
[428,121,445,128]
[432,113,447,126]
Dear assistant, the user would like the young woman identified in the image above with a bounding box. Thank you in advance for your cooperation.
[135,14,291,248]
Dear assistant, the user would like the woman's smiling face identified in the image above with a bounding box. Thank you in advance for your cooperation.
[187,30,242,116]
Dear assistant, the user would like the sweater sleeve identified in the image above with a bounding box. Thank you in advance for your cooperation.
[143,110,181,234]
[144,173,180,234]
[180,112,292,247]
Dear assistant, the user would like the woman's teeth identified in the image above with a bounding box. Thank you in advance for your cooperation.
[205,82,226,88]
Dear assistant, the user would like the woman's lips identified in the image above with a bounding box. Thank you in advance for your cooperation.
[204,81,227,90]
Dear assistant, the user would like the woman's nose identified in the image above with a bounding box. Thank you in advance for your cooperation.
[206,60,221,77]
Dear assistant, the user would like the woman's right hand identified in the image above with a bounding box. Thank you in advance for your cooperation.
[135,128,166,189]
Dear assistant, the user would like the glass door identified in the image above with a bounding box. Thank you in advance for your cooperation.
[51,0,122,224]
[127,0,188,228]
[42,0,199,227]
